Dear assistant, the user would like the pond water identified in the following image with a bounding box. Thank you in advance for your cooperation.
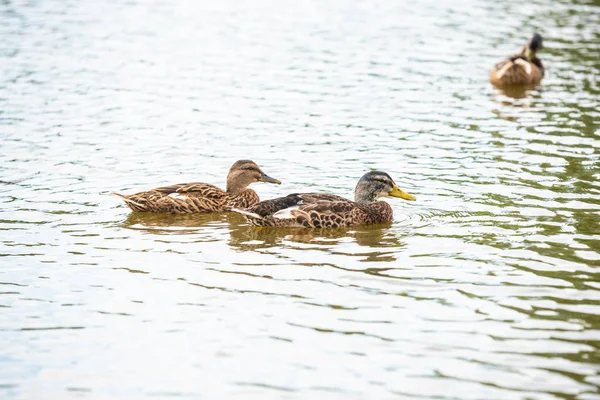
[1,0,599,398]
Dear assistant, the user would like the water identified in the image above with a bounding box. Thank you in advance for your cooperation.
[1,0,599,398]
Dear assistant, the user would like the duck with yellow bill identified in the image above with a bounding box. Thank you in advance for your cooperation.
[230,171,415,228]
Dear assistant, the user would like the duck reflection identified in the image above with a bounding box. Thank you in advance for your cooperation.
[490,85,543,124]
[491,83,542,104]
[121,211,230,234]
[227,218,405,261]
[495,84,536,99]
[120,212,405,262]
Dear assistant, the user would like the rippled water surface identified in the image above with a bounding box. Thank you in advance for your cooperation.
[2,0,600,398]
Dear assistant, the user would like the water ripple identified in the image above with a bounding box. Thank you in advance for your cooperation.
[1,0,599,398]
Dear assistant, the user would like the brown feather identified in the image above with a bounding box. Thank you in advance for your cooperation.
[113,160,280,214]
[113,184,260,214]
[490,38,545,87]
[490,58,543,86]
[236,193,394,228]
[231,170,414,229]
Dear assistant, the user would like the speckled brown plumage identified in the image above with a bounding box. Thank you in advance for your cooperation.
[239,193,394,228]
[231,171,416,228]
[490,56,544,86]
[490,34,544,86]
[113,160,281,214]
[113,183,260,213]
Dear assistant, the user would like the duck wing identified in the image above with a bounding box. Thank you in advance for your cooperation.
[230,193,353,228]
[296,200,356,215]
[248,193,348,217]
[153,182,224,197]
[284,200,357,228]
[114,182,228,213]
[156,182,229,210]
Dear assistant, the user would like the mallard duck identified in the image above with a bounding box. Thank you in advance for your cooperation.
[113,160,281,213]
[230,171,415,228]
[490,34,544,86]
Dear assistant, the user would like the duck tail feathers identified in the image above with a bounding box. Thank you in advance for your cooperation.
[229,207,262,219]
[112,192,144,208]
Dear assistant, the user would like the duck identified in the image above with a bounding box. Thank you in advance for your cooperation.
[113,160,281,213]
[230,171,415,228]
[490,33,544,86]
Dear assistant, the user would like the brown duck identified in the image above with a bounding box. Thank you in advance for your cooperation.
[230,171,415,228]
[113,160,281,213]
[490,34,544,86]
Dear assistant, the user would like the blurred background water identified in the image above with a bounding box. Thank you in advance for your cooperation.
[1,0,599,398]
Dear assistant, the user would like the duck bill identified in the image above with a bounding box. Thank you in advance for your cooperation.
[259,172,281,184]
[389,184,416,201]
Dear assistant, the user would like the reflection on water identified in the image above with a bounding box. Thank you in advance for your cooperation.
[122,212,228,233]
[494,84,541,100]
[1,0,600,398]
[123,212,403,262]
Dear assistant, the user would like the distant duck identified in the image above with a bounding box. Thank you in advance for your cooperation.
[490,34,544,86]
[113,160,281,213]
[230,171,416,228]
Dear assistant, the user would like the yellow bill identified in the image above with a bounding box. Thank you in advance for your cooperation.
[389,184,416,201]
